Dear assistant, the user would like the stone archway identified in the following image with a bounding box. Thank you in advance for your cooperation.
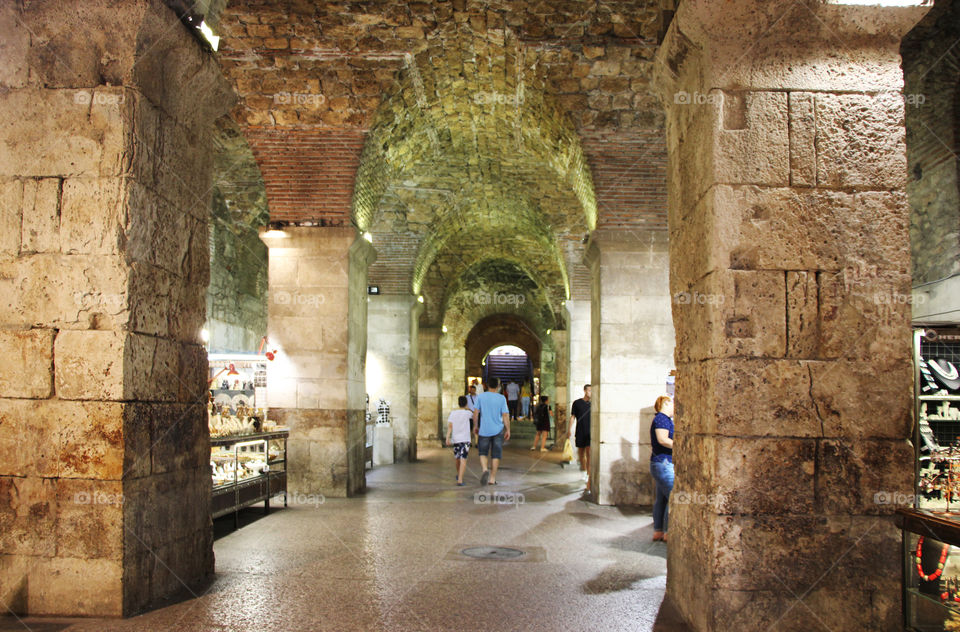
[465,314,543,386]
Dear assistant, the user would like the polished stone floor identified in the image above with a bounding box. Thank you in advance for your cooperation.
[4,440,689,632]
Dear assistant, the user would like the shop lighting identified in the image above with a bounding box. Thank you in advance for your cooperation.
[208,363,239,386]
[363,232,373,243]
[368,286,380,295]
[200,328,210,343]
[417,295,424,303]
[546,329,552,335]
[442,325,448,333]
[199,21,220,50]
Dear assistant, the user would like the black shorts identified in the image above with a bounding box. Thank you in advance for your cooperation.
[535,419,550,432]
[575,434,591,449]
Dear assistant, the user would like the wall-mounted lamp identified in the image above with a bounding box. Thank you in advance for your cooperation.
[546,329,552,335]
[363,232,373,243]
[417,295,424,304]
[263,221,289,239]
[441,325,448,333]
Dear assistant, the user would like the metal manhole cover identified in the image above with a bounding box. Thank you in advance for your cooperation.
[461,546,526,560]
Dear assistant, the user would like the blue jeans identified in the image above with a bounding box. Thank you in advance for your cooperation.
[650,459,674,532]
[478,431,504,459]
[521,396,530,417]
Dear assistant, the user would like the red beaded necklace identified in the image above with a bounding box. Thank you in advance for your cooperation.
[917,536,950,582]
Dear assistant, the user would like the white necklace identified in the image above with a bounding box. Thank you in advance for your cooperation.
[930,359,959,381]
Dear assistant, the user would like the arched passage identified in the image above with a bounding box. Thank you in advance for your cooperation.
[465,314,543,386]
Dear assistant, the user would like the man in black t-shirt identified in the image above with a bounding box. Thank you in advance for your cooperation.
[569,384,592,492]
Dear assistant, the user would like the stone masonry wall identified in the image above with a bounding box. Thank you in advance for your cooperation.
[656,2,926,629]
[0,0,233,616]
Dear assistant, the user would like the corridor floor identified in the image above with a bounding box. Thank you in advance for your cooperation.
[3,440,689,632]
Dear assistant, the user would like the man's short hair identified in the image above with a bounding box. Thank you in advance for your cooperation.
[458,395,468,407]
[469,384,476,390]
[487,376,500,389]
[539,395,548,404]
[584,384,591,391]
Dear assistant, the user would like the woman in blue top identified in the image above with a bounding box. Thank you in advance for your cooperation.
[649,395,674,543]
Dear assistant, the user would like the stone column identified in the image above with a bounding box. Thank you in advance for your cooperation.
[655,2,928,630]
[549,328,569,445]
[564,299,592,438]
[261,227,374,498]
[0,0,232,616]
[416,327,442,452]
[365,294,419,462]
[586,230,674,506]
[439,333,466,436]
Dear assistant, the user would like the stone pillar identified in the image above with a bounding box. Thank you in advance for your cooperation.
[439,333,466,436]
[564,299,592,438]
[0,0,232,616]
[655,2,927,630]
[549,329,569,444]
[365,294,418,462]
[416,327,442,451]
[586,230,674,506]
[261,227,374,498]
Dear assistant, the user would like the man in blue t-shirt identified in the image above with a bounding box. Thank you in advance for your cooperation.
[472,376,511,486]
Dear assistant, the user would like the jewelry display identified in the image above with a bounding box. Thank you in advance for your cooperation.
[917,536,950,581]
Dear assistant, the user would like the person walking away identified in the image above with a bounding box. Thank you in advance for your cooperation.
[473,377,510,485]
[520,381,531,420]
[650,395,675,542]
[446,395,473,486]
[530,395,551,452]
[569,384,592,491]
[505,380,520,421]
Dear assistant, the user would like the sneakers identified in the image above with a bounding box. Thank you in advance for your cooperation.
[480,470,490,486]
[540,448,547,452]
[529,446,537,451]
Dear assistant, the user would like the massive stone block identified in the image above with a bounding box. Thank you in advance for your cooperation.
[0,0,234,617]
[262,227,374,497]
[655,1,927,629]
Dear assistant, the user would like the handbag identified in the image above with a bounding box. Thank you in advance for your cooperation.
[561,438,573,462]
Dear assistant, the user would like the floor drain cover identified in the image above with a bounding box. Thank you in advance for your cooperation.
[461,546,526,560]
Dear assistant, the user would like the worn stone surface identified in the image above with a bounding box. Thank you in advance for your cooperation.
[656,1,922,630]
[0,0,232,617]
[587,230,674,506]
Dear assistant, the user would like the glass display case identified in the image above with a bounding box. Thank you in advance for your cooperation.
[210,430,288,529]
[899,509,960,631]
[915,327,960,511]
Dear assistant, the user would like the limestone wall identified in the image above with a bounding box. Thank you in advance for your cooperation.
[0,0,233,616]
[656,2,925,629]
[366,295,418,462]
[587,231,674,506]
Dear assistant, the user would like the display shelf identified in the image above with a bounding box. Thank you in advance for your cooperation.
[898,509,960,631]
[915,329,960,512]
[210,429,288,529]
